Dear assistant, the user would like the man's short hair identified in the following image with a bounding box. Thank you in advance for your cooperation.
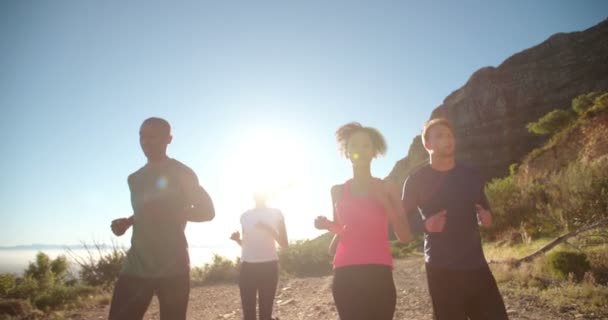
[421,118,454,145]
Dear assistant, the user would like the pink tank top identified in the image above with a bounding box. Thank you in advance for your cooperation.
[333,180,393,269]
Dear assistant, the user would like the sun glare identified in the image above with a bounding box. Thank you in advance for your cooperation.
[235,128,305,197]
[202,125,330,242]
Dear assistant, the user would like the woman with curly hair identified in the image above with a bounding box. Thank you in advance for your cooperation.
[314,122,411,320]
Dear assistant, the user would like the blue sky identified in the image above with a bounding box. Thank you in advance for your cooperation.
[1,1,606,247]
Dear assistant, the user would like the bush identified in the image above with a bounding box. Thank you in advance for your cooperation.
[72,243,126,287]
[547,250,591,281]
[50,256,69,284]
[485,175,521,236]
[487,157,608,240]
[191,255,239,284]
[0,274,15,298]
[509,163,519,176]
[588,92,608,114]
[33,284,99,311]
[586,247,608,285]
[572,92,601,115]
[539,160,608,231]
[9,276,39,301]
[23,253,67,291]
[485,176,555,240]
[5,251,108,313]
[527,109,576,135]
[278,235,333,277]
[0,299,32,317]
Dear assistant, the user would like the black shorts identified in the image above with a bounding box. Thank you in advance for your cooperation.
[426,264,508,320]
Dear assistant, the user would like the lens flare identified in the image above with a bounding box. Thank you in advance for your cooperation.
[156,176,168,190]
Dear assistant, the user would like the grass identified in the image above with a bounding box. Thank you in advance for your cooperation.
[498,277,608,316]
[488,239,608,317]
[539,282,608,314]
[483,238,554,261]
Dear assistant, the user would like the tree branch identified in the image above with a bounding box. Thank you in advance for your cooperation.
[490,217,608,266]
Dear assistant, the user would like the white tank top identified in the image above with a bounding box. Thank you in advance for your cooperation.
[240,208,283,263]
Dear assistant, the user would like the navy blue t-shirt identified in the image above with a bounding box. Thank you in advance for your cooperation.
[402,163,489,269]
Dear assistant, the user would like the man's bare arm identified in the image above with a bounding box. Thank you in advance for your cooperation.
[180,169,215,222]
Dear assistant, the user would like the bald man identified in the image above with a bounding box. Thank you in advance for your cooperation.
[109,117,215,320]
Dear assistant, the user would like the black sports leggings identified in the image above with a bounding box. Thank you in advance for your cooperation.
[239,261,279,320]
[332,264,396,320]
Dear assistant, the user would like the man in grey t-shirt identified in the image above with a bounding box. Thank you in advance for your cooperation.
[109,117,215,320]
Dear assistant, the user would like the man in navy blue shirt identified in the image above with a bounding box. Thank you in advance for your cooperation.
[402,118,508,320]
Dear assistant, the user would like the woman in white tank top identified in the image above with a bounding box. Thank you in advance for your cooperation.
[230,192,288,320]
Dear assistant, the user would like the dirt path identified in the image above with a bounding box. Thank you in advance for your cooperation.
[68,258,591,320]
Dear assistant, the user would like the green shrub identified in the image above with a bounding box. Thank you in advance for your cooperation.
[527,109,576,135]
[50,256,69,284]
[191,255,239,284]
[5,250,107,313]
[278,236,333,277]
[586,247,608,285]
[588,92,608,114]
[19,253,70,294]
[0,299,32,317]
[540,160,608,231]
[0,274,16,298]
[572,92,600,115]
[9,276,39,301]
[74,244,126,287]
[484,176,554,240]
[487,156,608,241]
[33,284,99,311]
[547,250,591,281]
[509,163,519,176]
[485,175,521,235]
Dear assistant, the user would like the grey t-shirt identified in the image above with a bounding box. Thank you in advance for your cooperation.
[122,158,197,278]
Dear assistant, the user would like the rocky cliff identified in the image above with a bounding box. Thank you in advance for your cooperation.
[388,19,608,184]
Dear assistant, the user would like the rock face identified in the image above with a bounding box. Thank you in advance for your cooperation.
[386,135,428,186]
[388,19,608,184]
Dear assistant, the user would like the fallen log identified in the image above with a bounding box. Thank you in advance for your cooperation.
[490,217,608,266]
